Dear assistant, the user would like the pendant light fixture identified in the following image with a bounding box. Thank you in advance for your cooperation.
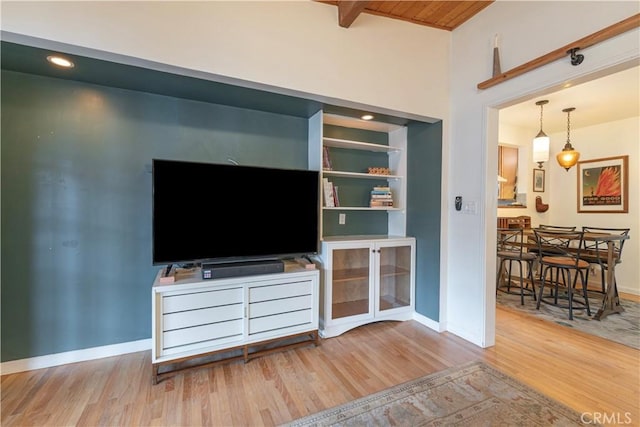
[532,100,550,168]
[556,107,580,171]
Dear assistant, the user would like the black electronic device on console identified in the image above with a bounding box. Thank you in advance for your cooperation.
[201,259,285,280]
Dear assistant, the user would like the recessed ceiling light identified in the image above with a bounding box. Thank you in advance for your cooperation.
[47,55,75,68]
[361,114,374,120]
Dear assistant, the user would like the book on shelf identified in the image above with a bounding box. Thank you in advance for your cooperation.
[322,146,333,171]
[333,185,340,207]
[323,177,335,207]
[370,200,394,207]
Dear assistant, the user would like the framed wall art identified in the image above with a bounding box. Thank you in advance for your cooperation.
[577,155,628,213]
[533,169,545,192]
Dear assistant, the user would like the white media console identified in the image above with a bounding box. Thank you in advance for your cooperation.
[151,261,319,384]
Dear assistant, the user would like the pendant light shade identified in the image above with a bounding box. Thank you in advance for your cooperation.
[556,107,580,171]
[532,100,550,168]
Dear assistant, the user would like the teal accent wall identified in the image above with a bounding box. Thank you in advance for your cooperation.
[322,125,390,236]
[406,121,442,320]
[0,70,309,362]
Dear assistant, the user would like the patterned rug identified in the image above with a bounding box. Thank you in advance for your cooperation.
[284,361,594,426]
[496,289,640,350]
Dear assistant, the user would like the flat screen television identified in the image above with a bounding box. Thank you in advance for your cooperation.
[152,159,320,266]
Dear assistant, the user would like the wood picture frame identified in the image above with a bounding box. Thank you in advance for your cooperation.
[532,169,545,192]
[577,155,628,213]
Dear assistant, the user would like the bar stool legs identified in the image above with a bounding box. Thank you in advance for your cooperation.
[537,265,591,320]
[496,257,536,305]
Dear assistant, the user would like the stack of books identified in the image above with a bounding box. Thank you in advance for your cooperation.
[370,186,393,207]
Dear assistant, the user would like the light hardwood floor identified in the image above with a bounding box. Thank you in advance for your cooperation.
[2,298,639,426]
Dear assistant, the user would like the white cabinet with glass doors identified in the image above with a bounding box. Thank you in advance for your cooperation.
[319,236,415,338]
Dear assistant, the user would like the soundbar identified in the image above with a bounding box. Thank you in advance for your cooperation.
[201,259,285,280]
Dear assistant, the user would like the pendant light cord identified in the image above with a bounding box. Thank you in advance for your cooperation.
[565,109,572,149]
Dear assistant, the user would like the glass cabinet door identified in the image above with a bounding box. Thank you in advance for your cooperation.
[378,245,412,312]
[330,247,371,320]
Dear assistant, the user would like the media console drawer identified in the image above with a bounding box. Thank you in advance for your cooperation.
[250,294,313,318]
[163,286,243,313]
[249,309,313,335]
[249,280,313,302]
[163,318,244,349]
[163,303,243,330]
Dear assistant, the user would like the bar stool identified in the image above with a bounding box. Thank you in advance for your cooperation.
[496,228,537,305]
[528,224,577,280]
[534,229,591,320]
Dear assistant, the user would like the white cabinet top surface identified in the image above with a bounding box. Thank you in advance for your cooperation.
[321,235,414,243]
[152,261,319,291]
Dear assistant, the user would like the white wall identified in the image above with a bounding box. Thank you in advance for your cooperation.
[0,1,450,121]
[450,1,639,347]
[547,116,639,295]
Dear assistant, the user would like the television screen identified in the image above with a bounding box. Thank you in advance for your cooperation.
[152,159,320,266]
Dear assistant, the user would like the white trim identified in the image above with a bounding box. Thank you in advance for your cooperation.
[413,312,443,332]
[618,286,640,296]
[0,339,151,375]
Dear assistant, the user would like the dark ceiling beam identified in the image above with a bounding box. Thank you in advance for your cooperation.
[338,1,371,28]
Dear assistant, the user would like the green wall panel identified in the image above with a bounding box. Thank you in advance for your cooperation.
[324,125,388,145]
[322,210,389,237]
[1,70,309,361]
[406,121,442,320]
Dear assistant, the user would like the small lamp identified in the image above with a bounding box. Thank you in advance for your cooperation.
[556,107,580,171]
[532,100,550,168]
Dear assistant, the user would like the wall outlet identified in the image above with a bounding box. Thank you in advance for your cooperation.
[339,213,346,225]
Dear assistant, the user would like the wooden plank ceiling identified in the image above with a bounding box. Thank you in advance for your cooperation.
[319,1,494,30]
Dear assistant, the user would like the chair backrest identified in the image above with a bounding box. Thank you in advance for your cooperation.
[497,228,524,257]
[533,229,585,266]
[539,224,577,231]
[582,226,630,263]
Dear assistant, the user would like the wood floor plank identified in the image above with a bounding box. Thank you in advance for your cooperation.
[2,302,638,426]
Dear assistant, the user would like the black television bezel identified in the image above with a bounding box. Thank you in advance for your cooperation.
[151,159,320,266]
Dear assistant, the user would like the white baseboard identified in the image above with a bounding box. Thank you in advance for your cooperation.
[618,286,639,296]
[413,312,443,332]
[1,338,151,375]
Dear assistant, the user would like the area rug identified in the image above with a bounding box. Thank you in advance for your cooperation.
[284,361,593,426]
[496,290,640,350]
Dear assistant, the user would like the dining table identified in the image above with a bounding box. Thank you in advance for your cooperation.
[517,228,630,320]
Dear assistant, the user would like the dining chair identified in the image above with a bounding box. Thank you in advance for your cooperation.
[533,229,591,320]
[581,226,630,294]
[496,228,537,305]
[528,224,578,280]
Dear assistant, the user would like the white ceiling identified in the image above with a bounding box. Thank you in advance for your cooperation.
[499,65,639,134]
